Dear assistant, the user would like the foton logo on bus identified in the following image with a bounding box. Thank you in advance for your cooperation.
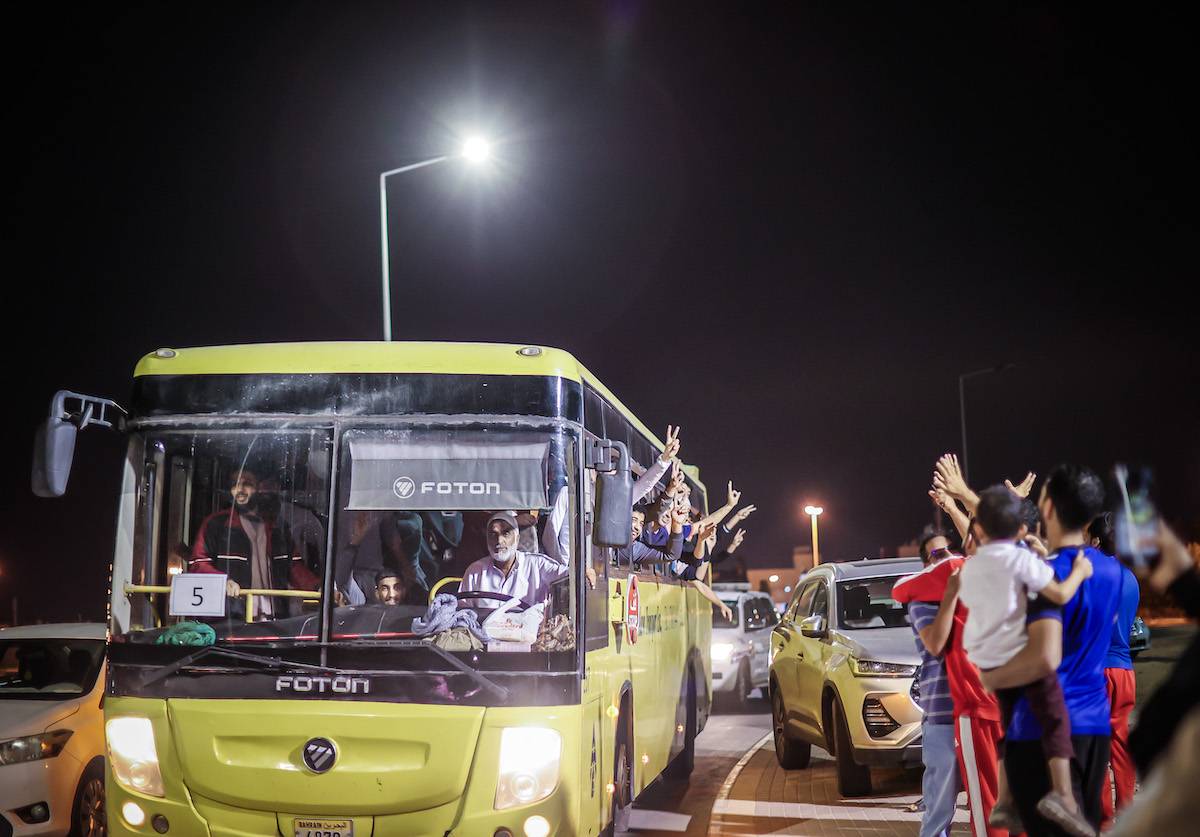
[421,481,502,496]
[276,676,371,694]
[626,575,641,644]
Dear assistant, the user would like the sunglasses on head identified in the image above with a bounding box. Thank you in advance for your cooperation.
[928,547,954,562]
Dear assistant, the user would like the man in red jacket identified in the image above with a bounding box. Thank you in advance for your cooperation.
[894,552,1010,837]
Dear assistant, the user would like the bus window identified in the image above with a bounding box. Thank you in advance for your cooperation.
[119,428,333,639]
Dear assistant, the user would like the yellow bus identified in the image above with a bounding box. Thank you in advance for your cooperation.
[34,342,713,837]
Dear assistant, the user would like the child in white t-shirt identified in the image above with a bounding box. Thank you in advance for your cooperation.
[959,486,1094,837]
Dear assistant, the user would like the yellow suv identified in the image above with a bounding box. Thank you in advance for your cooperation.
[768,558,923,796]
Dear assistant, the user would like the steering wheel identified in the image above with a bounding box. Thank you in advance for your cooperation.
[455,590,527,613]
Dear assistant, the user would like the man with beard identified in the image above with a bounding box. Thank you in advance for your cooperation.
[189,468,321,620]
[459,511,569,610]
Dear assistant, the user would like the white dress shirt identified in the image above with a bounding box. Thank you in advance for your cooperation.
[460,550,569,609]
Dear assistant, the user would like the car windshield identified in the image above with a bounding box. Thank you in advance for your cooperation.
[0,639,104,700]
[117,425,577,657]
[713,601,739,628]
[836,578,911,630]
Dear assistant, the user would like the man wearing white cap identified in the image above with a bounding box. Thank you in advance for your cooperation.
[460,511,569,609]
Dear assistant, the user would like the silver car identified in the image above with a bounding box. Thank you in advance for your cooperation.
[769,558,924,796]
[710,585,776,709]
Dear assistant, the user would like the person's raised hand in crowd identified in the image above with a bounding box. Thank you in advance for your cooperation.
[670,495,690,532]
[661,424,681,463]
[727,481,741,507]
[1005,471,1037,499]
[730,528,746,552]
[693,521,717,558]
[928,486,954,513]
[1149,520,1197,594]
[941,565,961,605]
[727,504,757,528]
[933,453,980,512]
[665,461,686,497]
[349,511,379,546]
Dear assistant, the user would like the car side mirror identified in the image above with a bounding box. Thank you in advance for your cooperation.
[590,439,633,548]
[799,614,827,638]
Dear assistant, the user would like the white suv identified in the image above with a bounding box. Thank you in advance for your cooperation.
[1,623,107,837]
[710,585,777,710]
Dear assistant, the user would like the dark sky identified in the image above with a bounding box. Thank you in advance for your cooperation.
[4,2,1197,624]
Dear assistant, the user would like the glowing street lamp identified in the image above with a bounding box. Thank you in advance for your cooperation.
[804,505,824,567]
[378,136,494,341]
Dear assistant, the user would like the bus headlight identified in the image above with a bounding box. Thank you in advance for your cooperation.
[711,643,734,662]
[106,717,165,797]
[495,727,561,810]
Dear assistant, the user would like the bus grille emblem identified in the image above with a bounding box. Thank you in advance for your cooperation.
[302,738,337,773]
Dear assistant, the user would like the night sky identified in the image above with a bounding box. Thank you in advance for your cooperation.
[4,3,1197,624]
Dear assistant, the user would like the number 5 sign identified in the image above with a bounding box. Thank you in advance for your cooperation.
[169,573,228,618]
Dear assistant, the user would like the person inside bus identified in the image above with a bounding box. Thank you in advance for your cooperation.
[459,511,569,610]
[189,467,322,620]
[374,569,407,606]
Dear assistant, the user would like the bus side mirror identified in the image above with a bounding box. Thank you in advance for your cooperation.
[32,415,77,497]
[31,390,126,498]
[590,439,633,548]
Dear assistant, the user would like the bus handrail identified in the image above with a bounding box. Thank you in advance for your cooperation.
[123,583,321,624]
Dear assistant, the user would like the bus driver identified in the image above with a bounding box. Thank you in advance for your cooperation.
[459,511,568,610]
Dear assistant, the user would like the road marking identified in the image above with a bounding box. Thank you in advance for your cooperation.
[624,809,691,831]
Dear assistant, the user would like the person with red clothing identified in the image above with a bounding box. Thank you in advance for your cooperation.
[1088,514,1138,828]
[189,468,321,620]
[893,546,1009,837]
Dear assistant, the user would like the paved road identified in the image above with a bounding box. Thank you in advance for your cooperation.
[619,625,1195,836]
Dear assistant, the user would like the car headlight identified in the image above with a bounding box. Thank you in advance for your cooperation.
[0,729,73,766]
[849,658,918,677]
[495,727,561,810]
[106,717,164,797]
[711,643,734,662]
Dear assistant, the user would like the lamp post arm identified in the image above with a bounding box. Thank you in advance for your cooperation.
[379,155,450,342]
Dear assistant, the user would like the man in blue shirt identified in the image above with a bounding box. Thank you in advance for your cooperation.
[981,465,1120,836]
[905,527,961,837]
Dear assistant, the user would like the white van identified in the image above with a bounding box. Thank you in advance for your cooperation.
[709,584,777,709]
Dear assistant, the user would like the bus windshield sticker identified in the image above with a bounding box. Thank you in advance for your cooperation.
[347,438,549,511]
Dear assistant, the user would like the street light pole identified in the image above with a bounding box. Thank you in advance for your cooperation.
[804,505,824,567]
[378,156,448,342]
[957,364,1014,483]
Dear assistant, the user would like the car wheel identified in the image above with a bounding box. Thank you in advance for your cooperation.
[70,759,106,837]
[832,699,872,797]
[772,687,811,769]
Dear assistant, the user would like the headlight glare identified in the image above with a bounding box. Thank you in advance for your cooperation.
[849,658,918,677]
[0,729,73,766]
[495,727,561,810]
[106,717,165,797]
[711,643,733,661]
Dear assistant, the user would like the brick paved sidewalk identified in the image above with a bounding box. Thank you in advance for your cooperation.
[708,736,972,836]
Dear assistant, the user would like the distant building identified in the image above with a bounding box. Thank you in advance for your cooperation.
[739,547,813,607]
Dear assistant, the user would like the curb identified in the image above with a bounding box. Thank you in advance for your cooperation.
[707,731,772,836]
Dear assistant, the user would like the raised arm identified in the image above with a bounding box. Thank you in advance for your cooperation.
[633,424,681,503]
[933,453,980,514]
[929,487,972,543]
[694,480,742,530]
[917,567,961,656]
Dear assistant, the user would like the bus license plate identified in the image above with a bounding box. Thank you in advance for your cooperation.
[294,819,353,837]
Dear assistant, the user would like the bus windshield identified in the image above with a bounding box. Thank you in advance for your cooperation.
[116,424,577,656]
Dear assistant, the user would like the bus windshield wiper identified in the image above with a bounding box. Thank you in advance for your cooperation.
[326,639,510,701]
[140,645,342,687]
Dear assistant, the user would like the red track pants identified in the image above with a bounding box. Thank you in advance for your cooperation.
[956,714,1021,837]
[1101,667,1137,829]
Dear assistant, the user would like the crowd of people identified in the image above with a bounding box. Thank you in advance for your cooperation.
[895,453,1199,837]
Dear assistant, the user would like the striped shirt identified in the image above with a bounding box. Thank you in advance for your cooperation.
[908,601,954,725]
